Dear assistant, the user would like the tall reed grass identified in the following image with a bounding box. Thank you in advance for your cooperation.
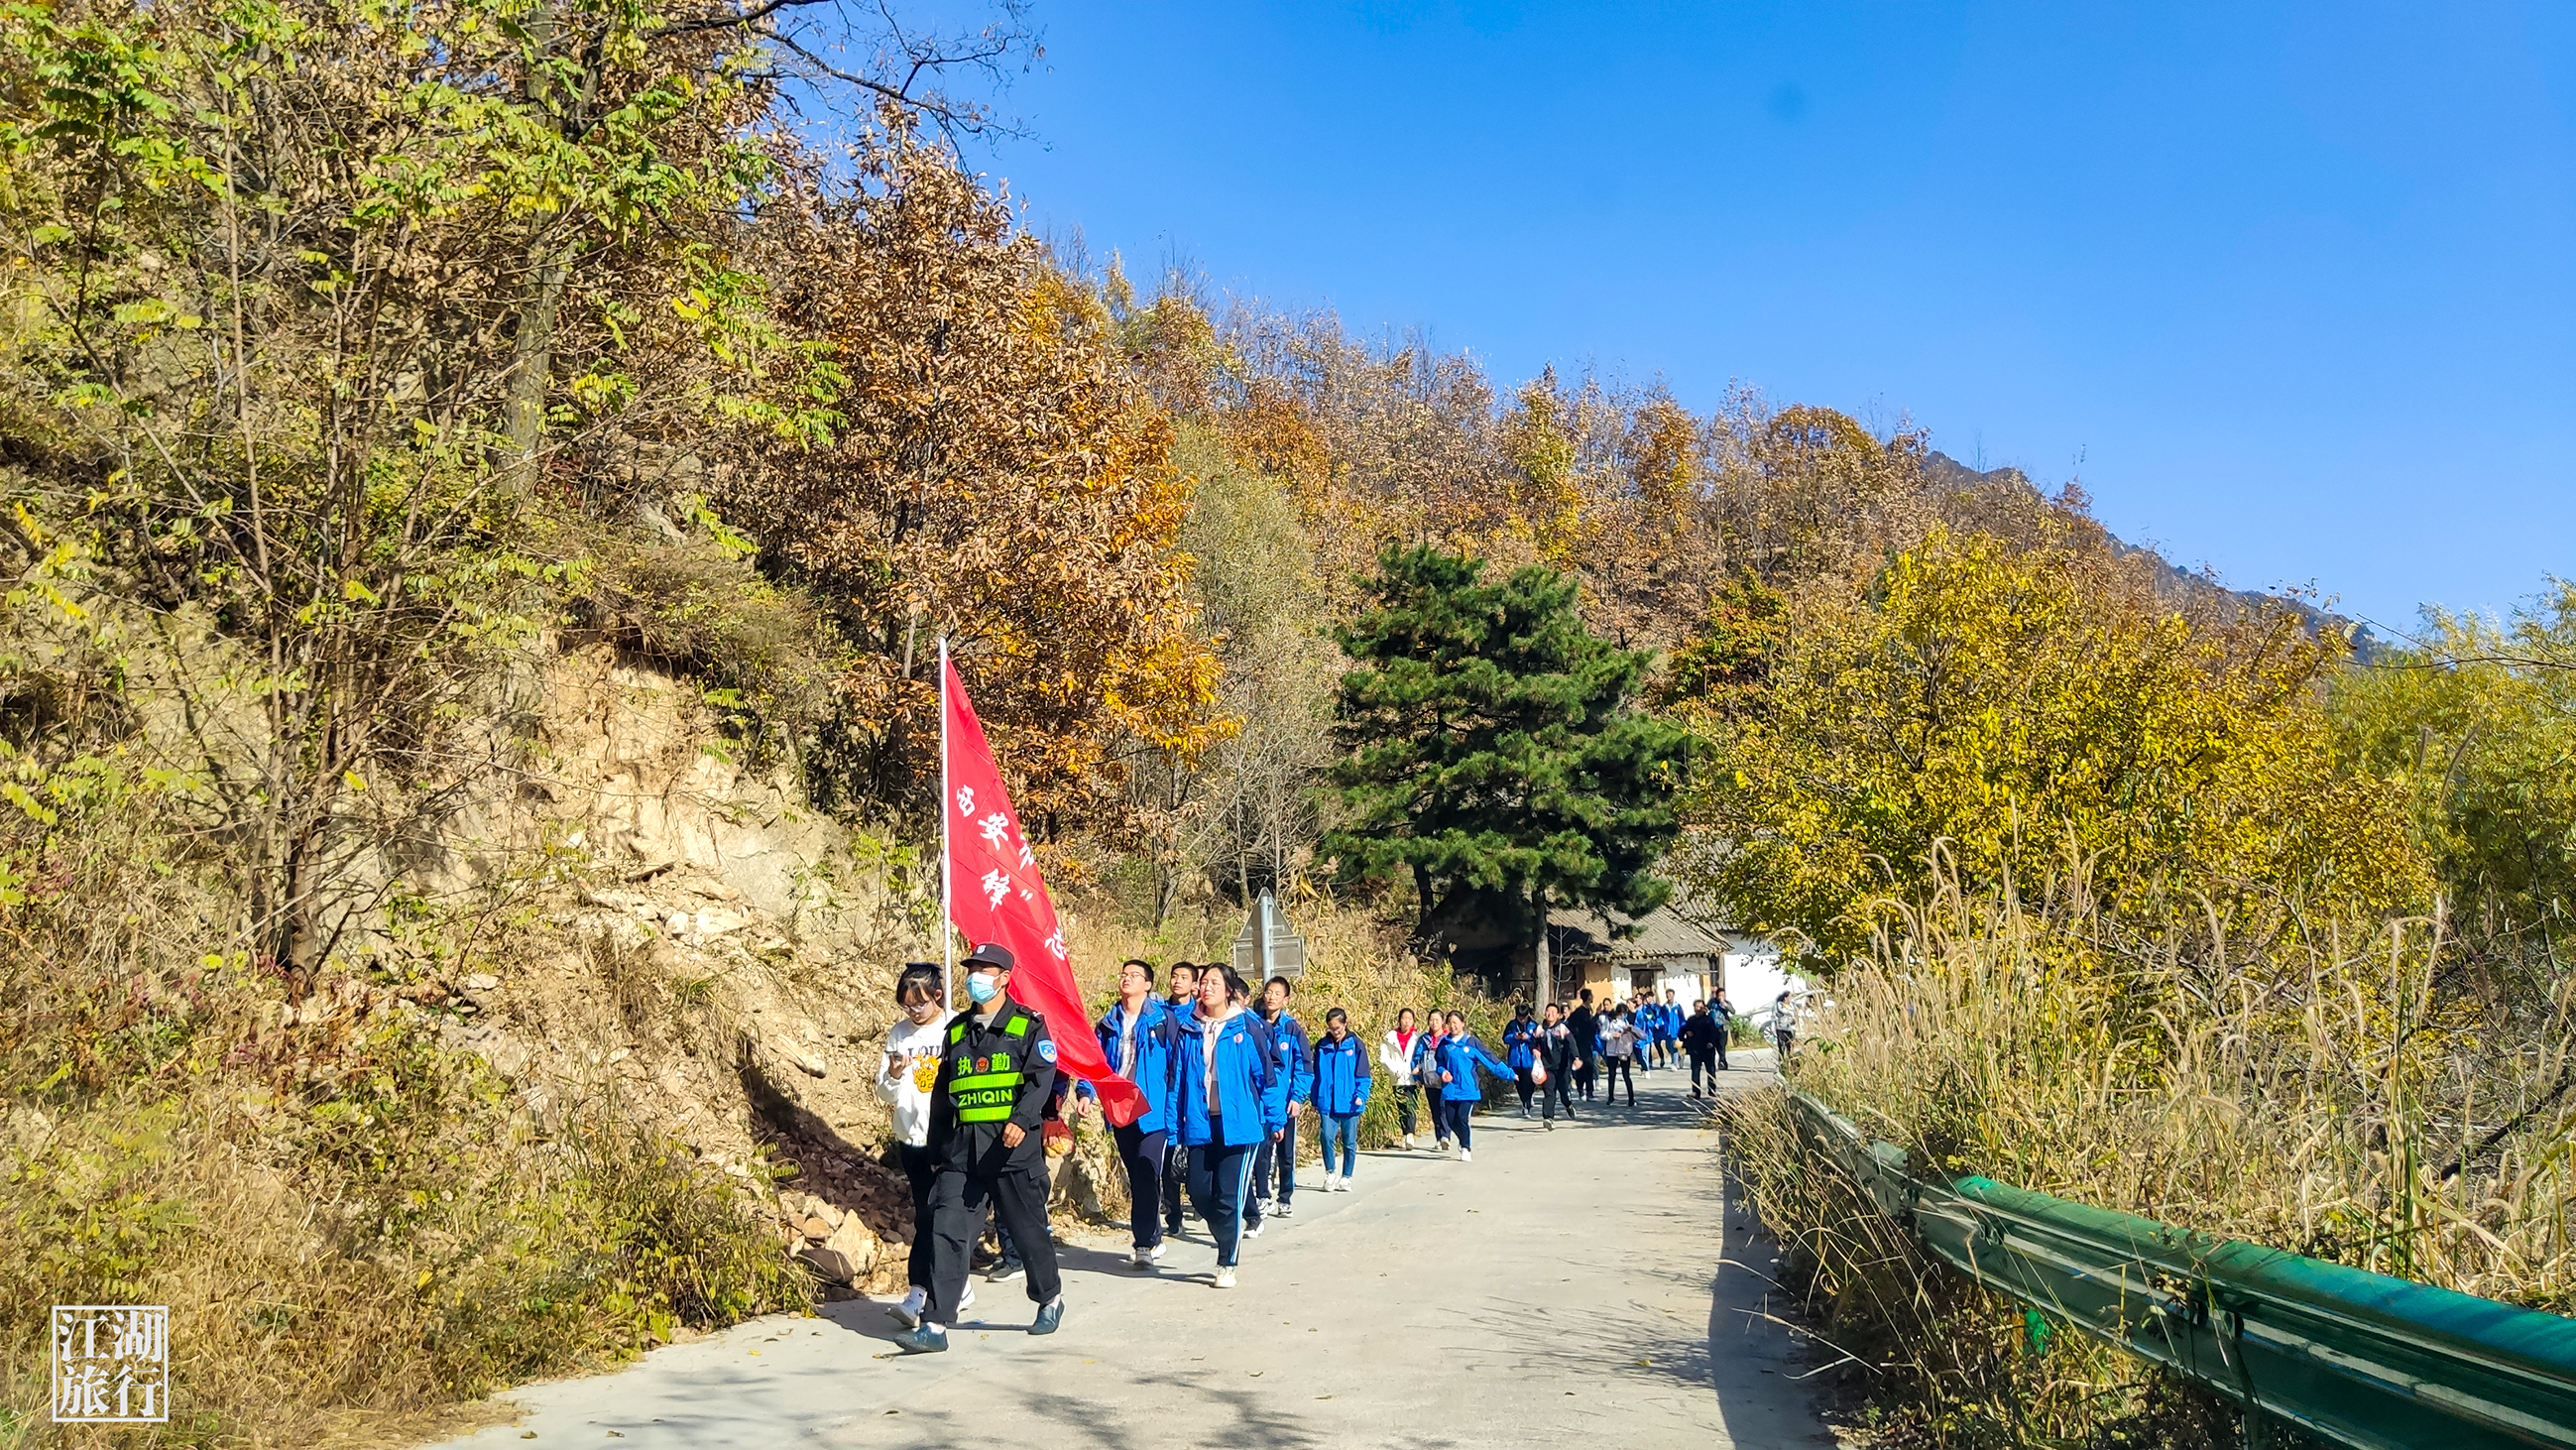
[1719,867,2576,1446]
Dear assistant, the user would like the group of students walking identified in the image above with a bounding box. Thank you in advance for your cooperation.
[1550,986,1745,1105]
[869,942,1749,1355]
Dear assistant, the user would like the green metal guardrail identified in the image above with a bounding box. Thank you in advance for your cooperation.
[1789,1092,2576,1450]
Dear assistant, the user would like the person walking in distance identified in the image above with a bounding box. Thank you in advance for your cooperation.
[1772,989,1797,1060]
[1159,962,1200,1239]
[1502,1003,1541,1118]
[1434,1010,1513,1162]
[877,963,972,1329]
[1680,998,1723,1099]
[1310,1009,1372,1190]
[895,944,1065,1354]
[1711,988,1735,1072]
[1536,1001,1579,1127]
[1601,1006,1639,1107]
[1173,965,1282,1288]
[1084,958,1184,1269]
[1659,989,1684,1069]
[1247,975,1312,1229]
[1566,990,1598,1103]
[1413,1012,1452,1149]
[1379,1008,1426,1148]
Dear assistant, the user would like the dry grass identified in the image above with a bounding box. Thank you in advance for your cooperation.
[1718,871,2576,1447]
[0,816,807,1449]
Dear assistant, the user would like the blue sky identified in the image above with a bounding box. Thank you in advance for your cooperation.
[938,1,2573,632]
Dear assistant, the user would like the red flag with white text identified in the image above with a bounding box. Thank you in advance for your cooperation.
[943,656,1147,1126]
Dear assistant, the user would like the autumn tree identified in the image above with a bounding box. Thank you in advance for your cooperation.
[1675,528,2428,969]
[719,119,1226,834]
[1322,543,1686,953]
[2332,586,2576,969]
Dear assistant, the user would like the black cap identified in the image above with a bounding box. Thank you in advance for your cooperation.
[963,942,1015,972]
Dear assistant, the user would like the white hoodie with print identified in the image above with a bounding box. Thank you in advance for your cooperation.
[877,1010,953,1148]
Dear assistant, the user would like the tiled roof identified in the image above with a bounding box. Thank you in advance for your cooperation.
[1546,894,1732,962]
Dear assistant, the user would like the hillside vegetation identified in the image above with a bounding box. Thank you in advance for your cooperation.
[0,0,2556,1446]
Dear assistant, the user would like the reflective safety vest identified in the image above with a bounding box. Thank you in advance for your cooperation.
[946,1014,1032,1124]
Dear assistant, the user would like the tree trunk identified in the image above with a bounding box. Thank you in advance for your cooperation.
[504,244,568,492]
[1534,884,1552,1009]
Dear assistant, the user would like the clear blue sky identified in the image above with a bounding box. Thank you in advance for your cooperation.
[940,1,2574,632]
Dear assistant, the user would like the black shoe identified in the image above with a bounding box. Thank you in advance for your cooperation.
[988,1258,1025,1284]
[1030,1297,1065,1335]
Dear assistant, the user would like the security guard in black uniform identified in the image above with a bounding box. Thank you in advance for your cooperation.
[895,942,1066,1353]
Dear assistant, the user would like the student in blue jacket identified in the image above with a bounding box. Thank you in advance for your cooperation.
[1411,1019,1452,1149]
[1247,975,1312,1228]
[1308,1008,1372,1190]
[1433,1010,1513,1162]
[1086,959,1184,1269]
[1172,965,1282,1288]
[1502,1004,1542,1118]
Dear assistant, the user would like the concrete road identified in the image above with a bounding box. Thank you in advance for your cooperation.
[440,1054,1833,1450]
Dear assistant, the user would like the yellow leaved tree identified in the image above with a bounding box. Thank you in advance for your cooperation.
[1675,528,2427,968]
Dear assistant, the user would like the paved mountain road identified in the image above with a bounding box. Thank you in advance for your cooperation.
[439,1057,1833,1450]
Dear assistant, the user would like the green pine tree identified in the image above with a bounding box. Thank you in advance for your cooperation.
[1321,542,1688,951]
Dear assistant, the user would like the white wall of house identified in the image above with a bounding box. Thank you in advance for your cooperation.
[1719,942,1802,1017]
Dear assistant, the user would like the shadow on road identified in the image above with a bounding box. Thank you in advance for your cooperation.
[844,1372,1346,1450]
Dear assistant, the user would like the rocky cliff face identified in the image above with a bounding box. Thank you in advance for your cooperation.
[413,642,936,1294]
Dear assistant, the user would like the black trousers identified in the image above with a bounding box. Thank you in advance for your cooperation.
[1690,1049,1720,1092]
[1542,1066,1576,1120]
[1604,1056,1635,1104]
[1443,1097,1475,1149]
[1395,1083,1420,1137]
[1112,1123,1168,1251]
[1250,1124,1294,1211]
[925,1154,1059,1326]
[1185,1140,1255,1268]
[897,1143,938,1290]
[1575,1056,1596,1100]
[1514,1069,1536,1111]
[1162,1127,1189,1230]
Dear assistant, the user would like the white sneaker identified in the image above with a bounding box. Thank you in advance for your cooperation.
[1214,1266,1236,1289]
[891,1285,927,1328]
[1461,1148,1473,1162]
[1147,1242,1168,1262]
[1401,1135,1414,1150]
[1242,1221,1264,1239]
[1325,1173,1341,1191]
[1130,1248,1152,1269]
[1335,1177,1352,1192]
[957,1283,976,1312]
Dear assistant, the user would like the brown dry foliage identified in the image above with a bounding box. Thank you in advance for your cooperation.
[720,118,1228,841]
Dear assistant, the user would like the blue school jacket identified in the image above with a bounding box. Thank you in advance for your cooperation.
[1309,1031,1374,1116]
[1090,997,1184,1135]
[1173,1007,1283,1148]
[1502,1018,1540,1071]
[1257,1009,1313,1112]
[1435,1035,1512,1102]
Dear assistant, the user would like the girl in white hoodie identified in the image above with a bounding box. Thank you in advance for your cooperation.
[877,962,969,1327]
[1379,1008,1425,1148]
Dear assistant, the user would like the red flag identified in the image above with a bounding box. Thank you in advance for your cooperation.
[942,655,1148,1126]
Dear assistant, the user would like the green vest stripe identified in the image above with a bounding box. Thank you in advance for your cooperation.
[956,1105,1014,1123]
[949,1071,1021,1093]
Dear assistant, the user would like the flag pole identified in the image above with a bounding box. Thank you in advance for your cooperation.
[938,635,953,1013]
